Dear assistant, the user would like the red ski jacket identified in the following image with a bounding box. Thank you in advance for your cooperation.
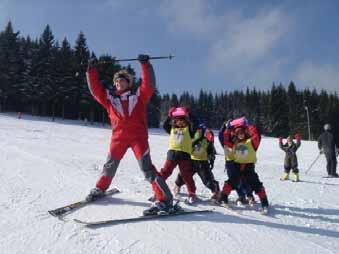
[86,63,155,140]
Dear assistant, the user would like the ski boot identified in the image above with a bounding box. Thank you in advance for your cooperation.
[293,173,300,182]
[143,201,172,216]
[280,172,289,181]
[86,187,105,202]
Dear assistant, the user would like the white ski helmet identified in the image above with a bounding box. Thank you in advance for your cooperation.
[324,123,331,131]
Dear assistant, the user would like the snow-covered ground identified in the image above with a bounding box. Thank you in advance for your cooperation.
[0,113,338,254]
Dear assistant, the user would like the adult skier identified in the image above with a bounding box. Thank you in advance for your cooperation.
[279,134,301,182]
[318,124,338,177]
[159,107,197,203]
[86,55,175,215]
[173,124,220,201]
[218,117,269,213]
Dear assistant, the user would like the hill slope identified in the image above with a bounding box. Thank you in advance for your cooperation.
[0,113,338,254]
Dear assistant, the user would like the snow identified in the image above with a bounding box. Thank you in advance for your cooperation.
[0,112,338,254]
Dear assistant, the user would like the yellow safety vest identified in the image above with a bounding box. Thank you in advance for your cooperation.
[191,138,209,161]
[169,127,192,154]
[224,138,257,163]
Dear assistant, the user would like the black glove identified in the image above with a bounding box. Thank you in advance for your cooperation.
[138,54,150,64]
[88,57,98,69]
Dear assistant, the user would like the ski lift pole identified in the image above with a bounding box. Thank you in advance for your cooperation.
[114,55,174,62]
[305,153,322,175]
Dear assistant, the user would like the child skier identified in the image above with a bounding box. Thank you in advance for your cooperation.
[218,117,269,213]
[159,107,197,203]
[86,55,174,216]
[279,134,301,182]
[173,124,220,201]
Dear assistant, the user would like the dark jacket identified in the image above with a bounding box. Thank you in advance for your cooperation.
[318,131,336,155]
[279,140,300,169]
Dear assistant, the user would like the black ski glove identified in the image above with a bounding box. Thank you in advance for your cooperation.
[138,54,150,64]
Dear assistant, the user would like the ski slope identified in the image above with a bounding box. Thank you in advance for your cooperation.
[0,113,338,254]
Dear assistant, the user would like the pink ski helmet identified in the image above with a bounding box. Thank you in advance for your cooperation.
[171,107,189,118]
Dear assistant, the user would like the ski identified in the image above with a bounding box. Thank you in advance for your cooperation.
[48,187,120,217]
[74,209,213,227]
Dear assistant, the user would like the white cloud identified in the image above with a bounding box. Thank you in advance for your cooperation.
[293,62,339,92]
[207,8,291,88]
[159,1,292,87]
[159,0,221,37]
[209,9,288,67]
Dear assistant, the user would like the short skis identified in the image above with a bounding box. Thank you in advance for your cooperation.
[74,209,213,227]
[48,187,120,217]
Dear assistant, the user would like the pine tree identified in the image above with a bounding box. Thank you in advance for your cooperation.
[269,83,289,137]
[287,81,299,135]
[30,25,57,116]
[54,37,78,120]
[73,31,90,120]
[0,21,24,111]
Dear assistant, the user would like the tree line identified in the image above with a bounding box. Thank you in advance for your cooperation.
[1,22,338,140]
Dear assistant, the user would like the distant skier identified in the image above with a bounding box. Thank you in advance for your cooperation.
[318,124,338,177]
[218,117,269,213]
[173,124,220,201]
[159,107,197,203]
[279,134,301,182]
[86,55,175,215]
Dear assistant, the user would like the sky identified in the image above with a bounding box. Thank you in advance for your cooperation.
[1,0,339,95]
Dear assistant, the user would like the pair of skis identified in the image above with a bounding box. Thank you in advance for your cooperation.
[48,188,213,227]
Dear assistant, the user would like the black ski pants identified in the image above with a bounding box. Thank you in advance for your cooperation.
[226,161,263,194]
[325,152,337,175]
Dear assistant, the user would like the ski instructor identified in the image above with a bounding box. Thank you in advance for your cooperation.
[318,123,338,177]
[86,54,174,215]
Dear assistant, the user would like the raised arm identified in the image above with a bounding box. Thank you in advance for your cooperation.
[138,55,155,103]
[247,124,261,151]
[278,137,288,151]
[86,60,110,109]
[163,116,172,134]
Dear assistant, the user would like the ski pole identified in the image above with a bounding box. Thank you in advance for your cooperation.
[305,153,322,175]
[114,55,174,62]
